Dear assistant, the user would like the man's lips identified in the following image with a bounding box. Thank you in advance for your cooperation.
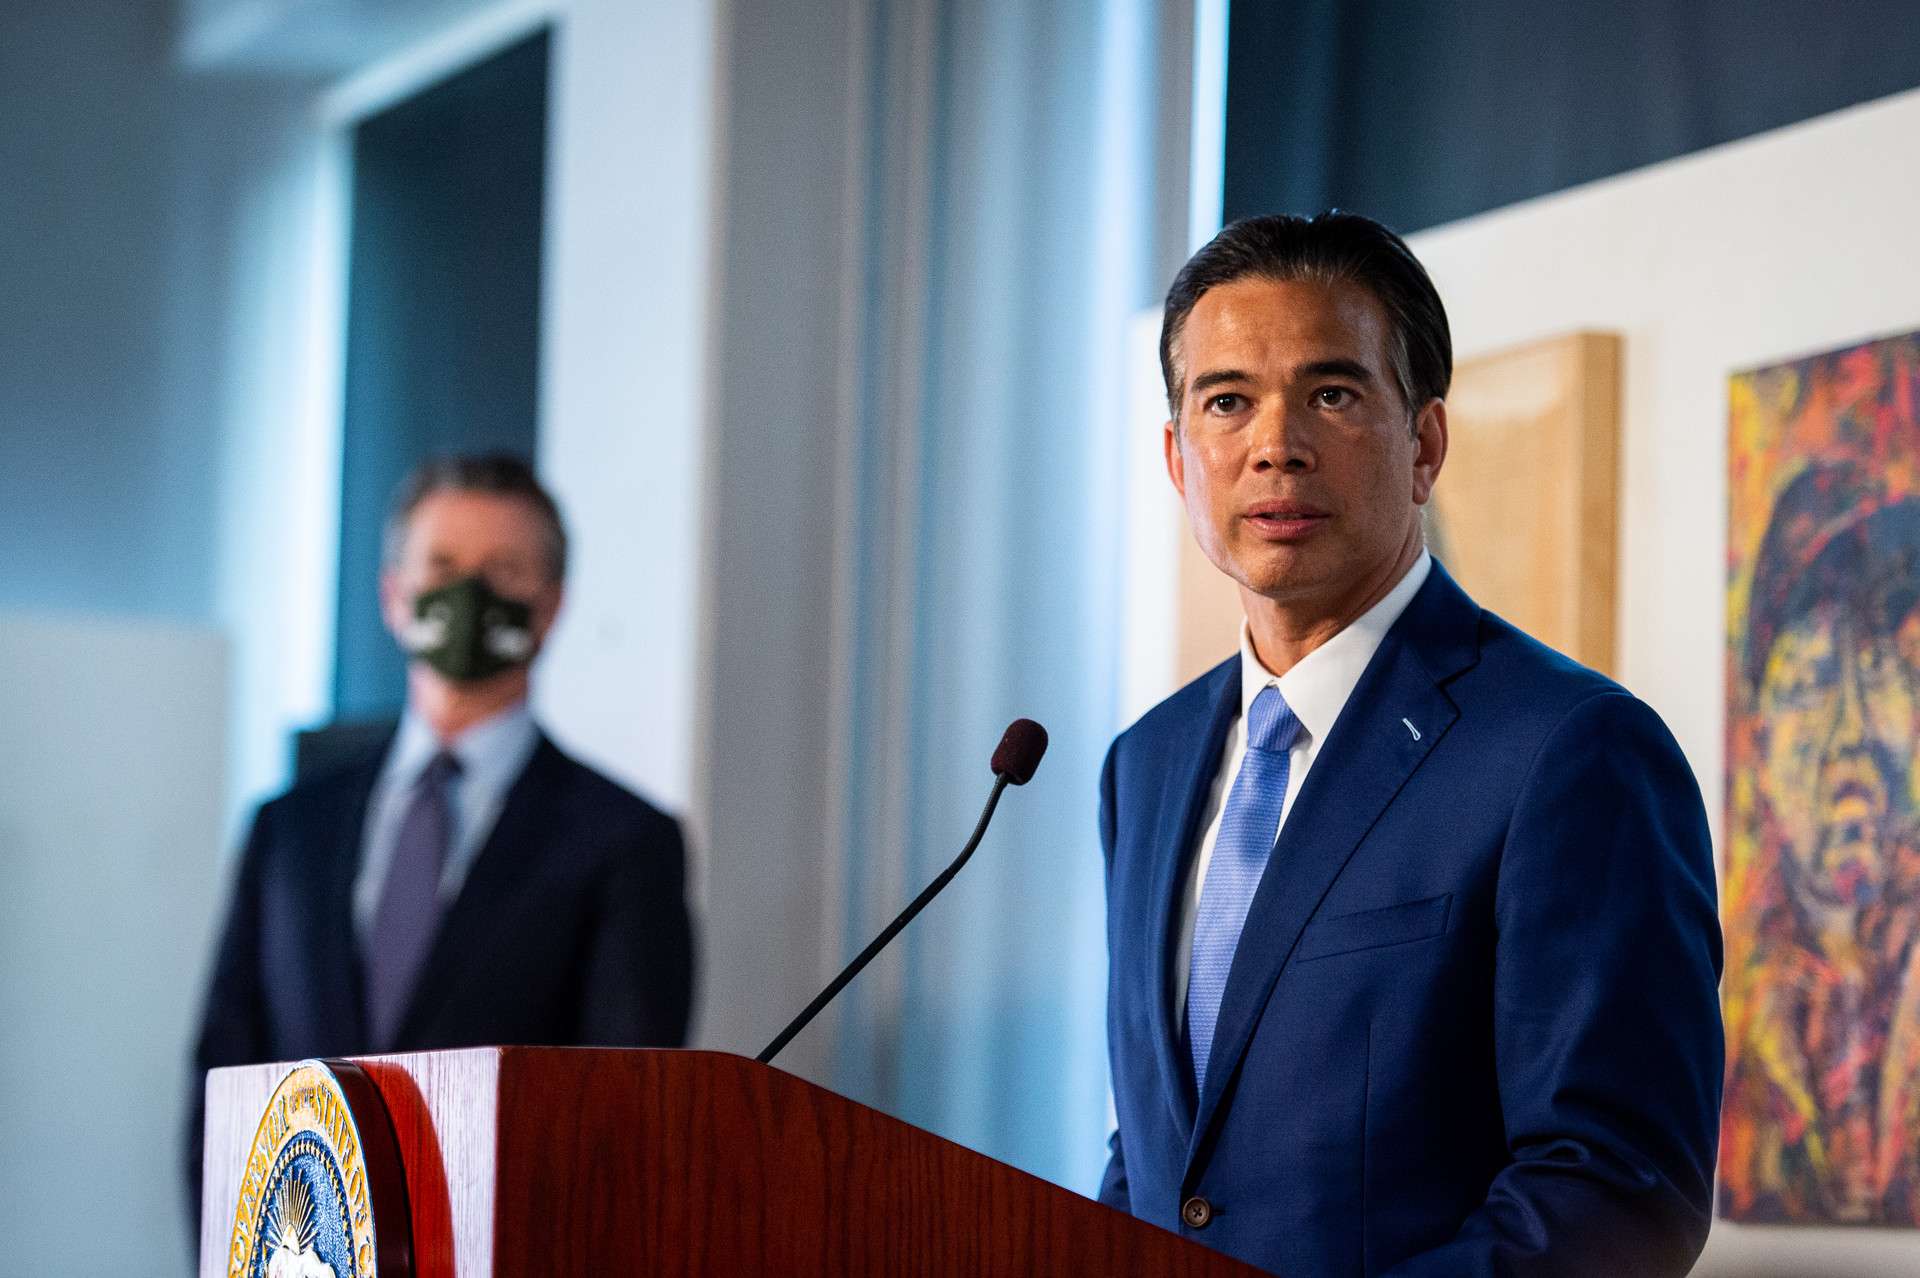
[1243,502,1330,537]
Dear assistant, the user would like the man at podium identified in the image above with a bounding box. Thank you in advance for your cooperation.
[185,455,694,1211]
[1098,215,1723,1275]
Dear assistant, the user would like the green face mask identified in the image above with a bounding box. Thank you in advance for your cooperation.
[401,576,537,682]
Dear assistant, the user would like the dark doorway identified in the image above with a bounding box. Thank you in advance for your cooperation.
[332,29,550,720]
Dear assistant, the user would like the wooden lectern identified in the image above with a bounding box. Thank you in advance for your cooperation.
[202,1047,1265,1278]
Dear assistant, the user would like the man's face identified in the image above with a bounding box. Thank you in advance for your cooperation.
[1758,600,1920,909]
[379,489,564,657]
[1165,276,1445,613]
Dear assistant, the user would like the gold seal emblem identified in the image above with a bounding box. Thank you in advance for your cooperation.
[227,1061,412,1278]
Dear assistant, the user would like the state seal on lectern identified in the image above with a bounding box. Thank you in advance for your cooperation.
[227,1061,412,1278]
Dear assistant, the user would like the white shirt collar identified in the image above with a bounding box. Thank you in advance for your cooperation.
[387,699,539,793]
[355,699,541,945]
[1238,550,1432,744]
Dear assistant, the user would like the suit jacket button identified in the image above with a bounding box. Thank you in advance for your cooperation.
[1181,1196,1213,1229]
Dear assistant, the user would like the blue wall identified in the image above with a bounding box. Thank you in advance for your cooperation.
[333,30,549,717]
[0,4,328,1271]
[1225,0,1920,233]
[0,0,316,623]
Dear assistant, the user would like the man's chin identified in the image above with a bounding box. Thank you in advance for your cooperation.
[1226,551,1335,603]
[410,662,529,690]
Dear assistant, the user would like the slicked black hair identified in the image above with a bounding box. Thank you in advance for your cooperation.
[384,453,568,582]
[1160,211,1452,430]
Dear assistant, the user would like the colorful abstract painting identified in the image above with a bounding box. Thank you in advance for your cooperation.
[1723,330,1920,1224]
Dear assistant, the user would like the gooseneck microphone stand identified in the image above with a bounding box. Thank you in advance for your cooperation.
[756,718,1048,1066]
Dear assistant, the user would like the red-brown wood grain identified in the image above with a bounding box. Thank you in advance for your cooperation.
[329,1060,420,1278]
[206,1048,1269,1278]
[489,1048,1265,1278]
[360,1052,499,1278]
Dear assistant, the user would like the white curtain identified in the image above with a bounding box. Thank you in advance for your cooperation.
[823,0,1163,1192]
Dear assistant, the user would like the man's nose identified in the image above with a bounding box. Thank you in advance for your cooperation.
[1247,404,1311,471]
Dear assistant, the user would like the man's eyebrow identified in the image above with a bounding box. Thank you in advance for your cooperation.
[1188,359,1377,398]
[1188,368,1251,396]
[1297,358,1374,383]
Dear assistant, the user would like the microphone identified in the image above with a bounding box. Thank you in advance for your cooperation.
[756,718,1049,1065]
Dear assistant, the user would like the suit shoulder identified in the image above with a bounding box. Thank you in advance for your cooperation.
[539,744,683,844]
[1464,609,1623,713]
[257,757,378,826]
[1460,610,1688,765]
[1113,654,1235,762]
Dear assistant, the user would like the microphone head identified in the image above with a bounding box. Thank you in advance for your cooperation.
[991,718,1049,785]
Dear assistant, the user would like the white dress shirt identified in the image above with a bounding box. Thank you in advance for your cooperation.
[352,700,541,947]
[1170,551,1432,1021]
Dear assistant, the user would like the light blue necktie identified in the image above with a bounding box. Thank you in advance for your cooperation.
[1187,685,1302,1094]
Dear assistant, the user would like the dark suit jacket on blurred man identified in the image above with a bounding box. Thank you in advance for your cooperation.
[185,455,692,1217]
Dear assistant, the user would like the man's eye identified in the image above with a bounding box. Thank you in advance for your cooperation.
[1206,393,1246,414]
[1314,386,1354,408]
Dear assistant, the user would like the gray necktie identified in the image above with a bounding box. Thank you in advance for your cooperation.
[366,749,461,1049]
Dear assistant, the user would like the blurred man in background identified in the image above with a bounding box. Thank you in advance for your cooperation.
[184,454,693,1214]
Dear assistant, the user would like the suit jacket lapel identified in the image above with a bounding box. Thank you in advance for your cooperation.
[1186,565,1482,1164]
[326,753,386,1052]
[1147,658,1242,1137]
[392,737,562,1046]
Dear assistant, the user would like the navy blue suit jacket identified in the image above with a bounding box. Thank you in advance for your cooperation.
[185,733,693,1206]
[1099,563,1723,1277]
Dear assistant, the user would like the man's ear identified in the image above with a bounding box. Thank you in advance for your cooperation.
[1411,397,1448,506]
[1164,419,1187,501]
